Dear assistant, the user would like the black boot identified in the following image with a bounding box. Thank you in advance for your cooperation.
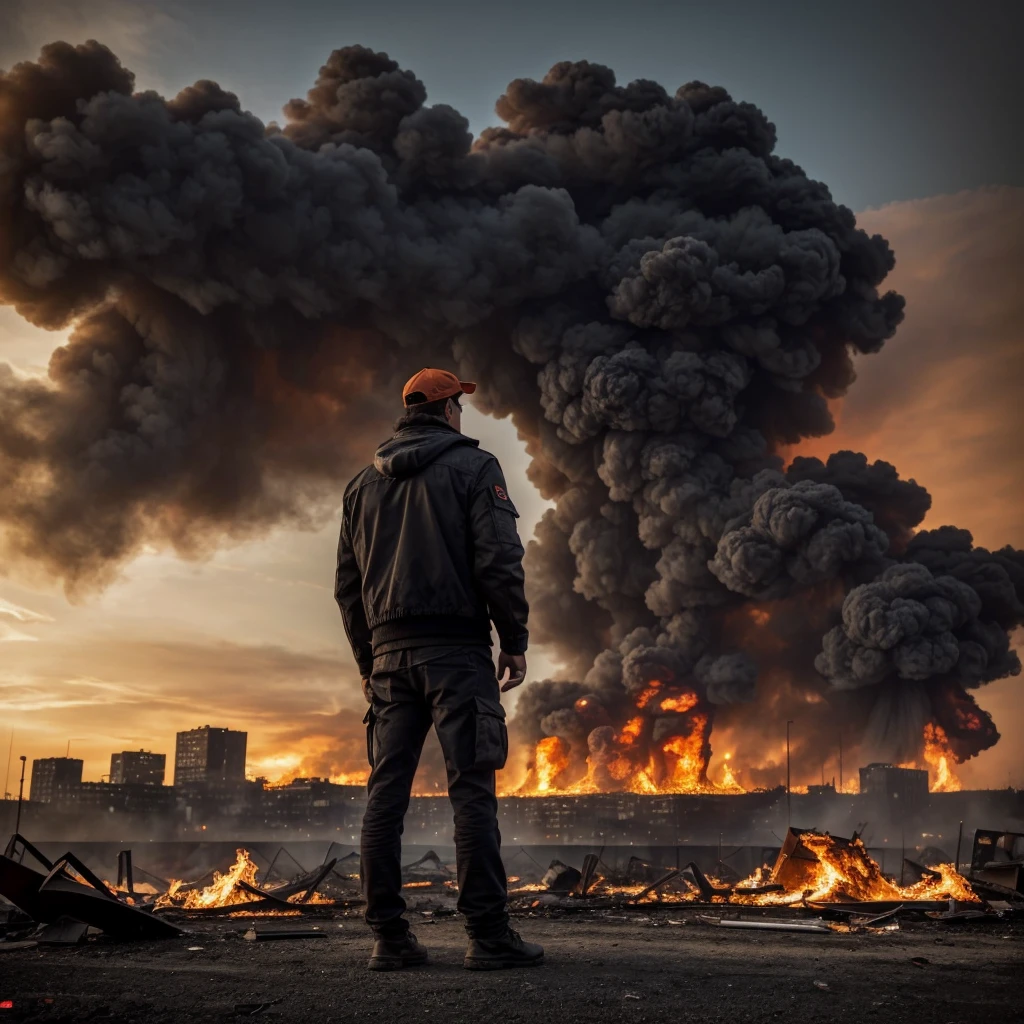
[464,927,544,970]
[368,932,429,971]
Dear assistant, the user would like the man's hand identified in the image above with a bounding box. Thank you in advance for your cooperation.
[362,678,372,703]
[497,652,527,692]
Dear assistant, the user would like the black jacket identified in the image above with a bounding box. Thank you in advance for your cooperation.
[335,415,529,677]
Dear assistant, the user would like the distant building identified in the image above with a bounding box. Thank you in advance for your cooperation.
[174,726,247,785]
[30,757,83,803]
[51,781,176,818]
[263,777,365,830]
[858,763,929,813]
[807,782,838,797]
[110,750,166,786]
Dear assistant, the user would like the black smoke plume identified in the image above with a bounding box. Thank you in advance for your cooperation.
[0,42,1020,785]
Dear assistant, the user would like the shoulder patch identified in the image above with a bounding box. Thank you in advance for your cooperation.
[488,480,520,517]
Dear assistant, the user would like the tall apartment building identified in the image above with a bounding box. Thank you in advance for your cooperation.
[110,749,166,786]
[30,757,84,803]
[174,726,247,784]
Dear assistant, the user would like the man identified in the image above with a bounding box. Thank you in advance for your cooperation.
[335,367,543,972]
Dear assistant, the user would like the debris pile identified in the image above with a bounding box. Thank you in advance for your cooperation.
[506,827,1024,928]
[3,827,1021,951]
[0,835,364,948]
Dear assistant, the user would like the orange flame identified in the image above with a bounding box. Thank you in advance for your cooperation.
[561,833,979,906]
[516,673,753,795]
[922,722,962,792]
[330,770,370,786]
[659,693,699,713]
[533,736,570,793]
[618,716,644,745]
[635,682,663,708]
[663,720,708,790]
[157,848,262,909]
[900,722,963,792]
[744,833,980,905]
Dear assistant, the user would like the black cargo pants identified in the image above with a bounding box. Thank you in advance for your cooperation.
[360,645,510,940]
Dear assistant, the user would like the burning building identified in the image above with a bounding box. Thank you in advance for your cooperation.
[0,42,1021,800]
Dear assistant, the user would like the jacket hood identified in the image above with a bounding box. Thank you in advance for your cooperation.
[373,417,478,479]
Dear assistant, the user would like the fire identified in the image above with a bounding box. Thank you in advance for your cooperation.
[330,770,370,786]
[516,678,752,796]
[578,831,979,907]
[291,890,334,904]
[922,723,962,792]
[635,682,663,708]
[533,736,570,793]
[900,722,963,792]
[663,720,707,789]
[729,832,980,906]
[659,693,699,713]
[715,754,745,794]
[618,717,643,745]
[155,848,339,910]
[157,848,262,909]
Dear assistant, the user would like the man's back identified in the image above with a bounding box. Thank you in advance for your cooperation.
[336,413,528,677]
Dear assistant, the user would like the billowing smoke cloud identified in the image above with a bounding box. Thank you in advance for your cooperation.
[710,480,891,599]
[0,41,1020,785]
[786,451,932,551]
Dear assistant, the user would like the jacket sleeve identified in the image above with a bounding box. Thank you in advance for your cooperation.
[334,498,374,679]
[468,457,530,655]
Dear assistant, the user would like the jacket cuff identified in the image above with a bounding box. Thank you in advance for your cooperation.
[499,632,529,656]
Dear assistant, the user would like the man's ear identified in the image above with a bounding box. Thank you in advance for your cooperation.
[444,398,454,422]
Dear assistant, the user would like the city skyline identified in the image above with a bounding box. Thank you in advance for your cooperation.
[11,721,1022,800]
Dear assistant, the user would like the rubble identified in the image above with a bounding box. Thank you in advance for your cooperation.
[541,861,582,895]
[1,825,1020,959]
[969,830,1024,897]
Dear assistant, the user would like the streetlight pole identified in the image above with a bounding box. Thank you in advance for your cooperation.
[786,720,794,827]
[14,755,27,835]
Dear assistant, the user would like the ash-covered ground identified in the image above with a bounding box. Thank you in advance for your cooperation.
[2,912,1020,1024]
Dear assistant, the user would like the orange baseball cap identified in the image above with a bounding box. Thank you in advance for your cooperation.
[402,367,477,407]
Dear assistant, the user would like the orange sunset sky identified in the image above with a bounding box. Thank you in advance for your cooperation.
[2,185,1021,795]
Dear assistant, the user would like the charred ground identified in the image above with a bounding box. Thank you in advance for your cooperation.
[2,913,1021,1024]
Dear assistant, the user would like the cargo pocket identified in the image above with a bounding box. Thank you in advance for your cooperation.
[472,696,508,771]
[363,705,376,768]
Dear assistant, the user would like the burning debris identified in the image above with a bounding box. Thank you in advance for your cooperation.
[158,848,262,910]
[510,828,992,914]
[2,830,1020,957]
[155,849,351,914]
[0,836,363,947]
[0,41,1020,793]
